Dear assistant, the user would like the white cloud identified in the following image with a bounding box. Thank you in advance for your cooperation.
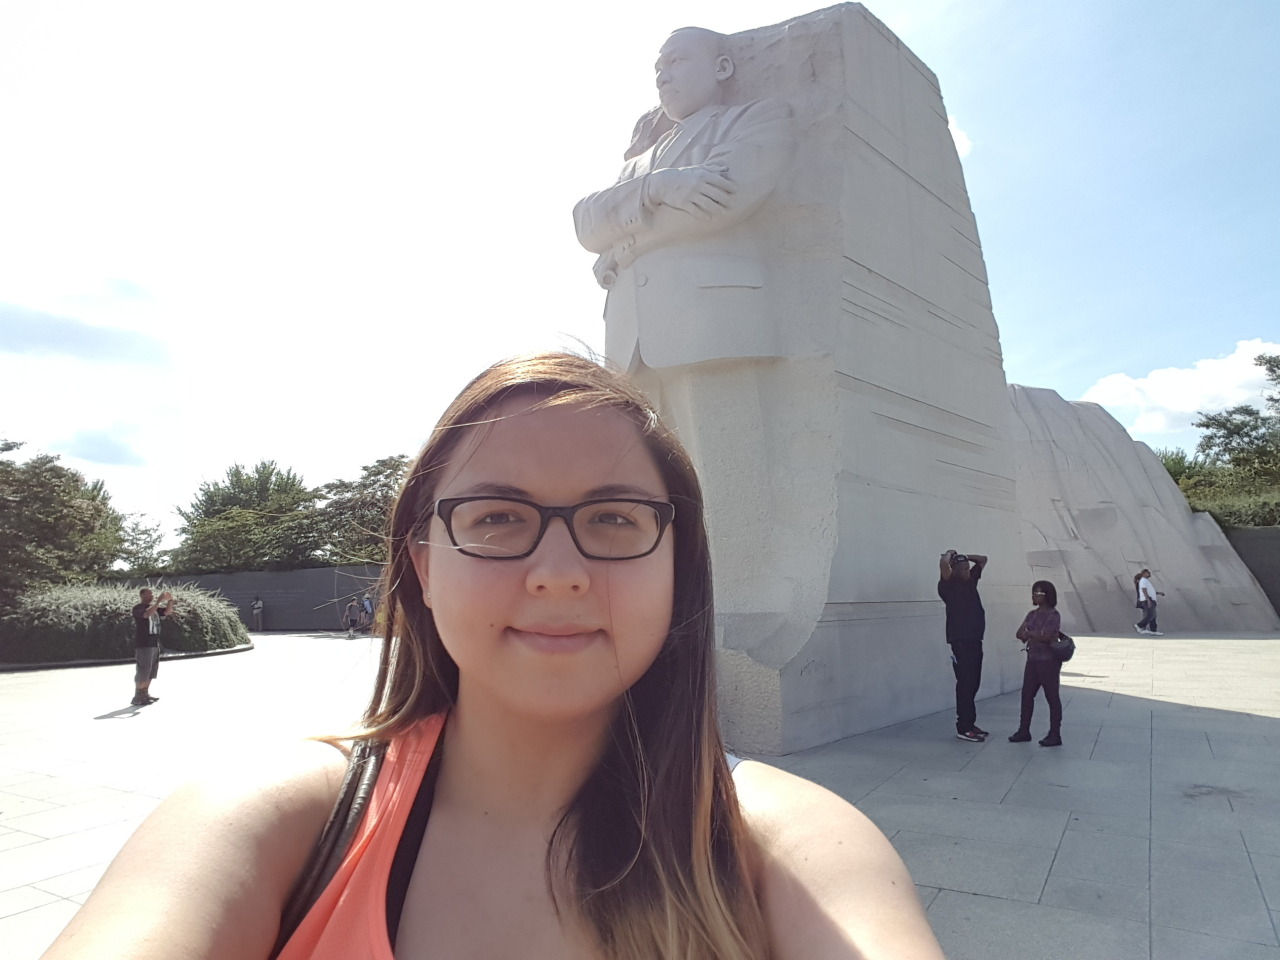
[1080,339,1280,439]
[948,115,972,158]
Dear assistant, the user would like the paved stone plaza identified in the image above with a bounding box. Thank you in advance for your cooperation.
[2,632,1278,959]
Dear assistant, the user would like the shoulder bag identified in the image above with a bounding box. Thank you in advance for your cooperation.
[269,737,387,959]
[1049,632,1076,663]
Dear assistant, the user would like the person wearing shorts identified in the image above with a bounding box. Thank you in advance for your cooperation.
[131,588,176,706]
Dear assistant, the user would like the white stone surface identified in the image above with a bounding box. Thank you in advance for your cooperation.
[576,4,1028,753]
[1008,384,1280,634]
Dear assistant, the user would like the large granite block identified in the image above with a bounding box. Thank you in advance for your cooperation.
[1008,384,1280,634]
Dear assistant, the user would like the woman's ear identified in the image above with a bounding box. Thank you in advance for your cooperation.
[409,541,432,609]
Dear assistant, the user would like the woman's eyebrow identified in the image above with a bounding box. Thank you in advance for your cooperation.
[450,482,664,501]
[453,481,531,498]
[584,483,663,499]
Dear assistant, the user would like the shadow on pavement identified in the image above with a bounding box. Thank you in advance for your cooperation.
[93,704,147,720]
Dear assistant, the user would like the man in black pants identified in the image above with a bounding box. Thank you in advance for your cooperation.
[938,549,989,742]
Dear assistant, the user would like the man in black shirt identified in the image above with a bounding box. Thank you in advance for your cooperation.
[131,588,176,706]
[937,549,989,742]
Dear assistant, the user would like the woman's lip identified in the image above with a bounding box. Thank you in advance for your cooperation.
[507,628,601,653]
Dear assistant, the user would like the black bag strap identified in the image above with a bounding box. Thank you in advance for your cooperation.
[270,737,387,959]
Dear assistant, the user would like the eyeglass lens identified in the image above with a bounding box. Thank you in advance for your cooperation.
[446,498,664,559]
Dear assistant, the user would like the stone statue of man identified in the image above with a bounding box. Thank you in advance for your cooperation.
[574,27,794,370]
[574,27,838,752]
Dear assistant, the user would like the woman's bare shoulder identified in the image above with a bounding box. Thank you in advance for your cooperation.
[41,738,349,960]
[733,759,945,960]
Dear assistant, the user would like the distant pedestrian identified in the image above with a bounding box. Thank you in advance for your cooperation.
[361,593,373,631]
[1009,580,1064,747]
[1134,568,1165,636]
[938,549,989,742]
[344,598,361,638]
[251,596,264,632]
[131,588,177,706]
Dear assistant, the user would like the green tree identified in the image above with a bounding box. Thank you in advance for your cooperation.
[170,461,323,573]
[177,460,315,524]
[1258,352,1280,412]
[1191,354,1280,485]
[254,507,330,570]
[116,516,166,575]
[1153,447,1211,485]
[1192,404,1277,469]
[1176,353,1280,526]
[0,441,125,609]
[317,455,409,565]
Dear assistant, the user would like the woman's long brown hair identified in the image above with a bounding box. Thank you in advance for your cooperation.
[361,352,767,959]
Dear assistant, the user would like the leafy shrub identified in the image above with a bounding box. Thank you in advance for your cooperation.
[0,582,249,664]
[1188,489,1280,528]
[1154,447,1216,486]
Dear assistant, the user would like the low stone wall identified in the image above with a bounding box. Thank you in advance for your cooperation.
[124,565,382,632]
[1225,527,1280,621]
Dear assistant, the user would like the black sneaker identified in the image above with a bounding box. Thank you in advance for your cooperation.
[1008,730,1032,742]
[972,726,989,737]
[1039,735,1063,747]
[145,696,159,703]
[130,696,148,706]
[955,730,985,742]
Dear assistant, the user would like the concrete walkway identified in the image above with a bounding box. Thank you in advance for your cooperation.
[2,632,1278,959]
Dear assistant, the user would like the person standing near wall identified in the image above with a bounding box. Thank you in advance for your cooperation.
[1009,580,1064,747]
[130,588,176,707]
[938,549,989,742]
[251,596,264,632]
[343,598,361,638]
[1135,568,1165,636]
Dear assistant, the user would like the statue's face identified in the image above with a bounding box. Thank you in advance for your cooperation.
[655,31,729,122]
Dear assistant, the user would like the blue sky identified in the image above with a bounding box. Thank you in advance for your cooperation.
[1,0,1276,541]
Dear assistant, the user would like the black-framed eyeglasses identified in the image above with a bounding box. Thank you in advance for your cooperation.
[426,496,675,560]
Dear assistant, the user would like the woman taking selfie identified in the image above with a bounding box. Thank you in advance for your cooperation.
[43,353,942,960]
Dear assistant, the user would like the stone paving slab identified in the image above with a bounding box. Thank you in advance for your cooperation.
[856,792,1068,849]
[0,630,1278,958]
[1051,829,1149,887]
[1151,924,1280,960]
[927,889,1150,960]
[890,829,1057,901]
[1039,874,1149,924]
[763,632,1280,956]
[1152,864,1277,945]
[0,633,380,958]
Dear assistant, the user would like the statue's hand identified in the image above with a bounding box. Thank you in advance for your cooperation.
[647,164,736,219]
[592,253,618,289]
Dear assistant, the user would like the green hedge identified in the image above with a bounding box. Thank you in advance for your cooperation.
[1187,489,1280,528]
[0,583,249,664]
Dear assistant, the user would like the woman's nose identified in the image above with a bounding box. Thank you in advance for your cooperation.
[525,518,590,595]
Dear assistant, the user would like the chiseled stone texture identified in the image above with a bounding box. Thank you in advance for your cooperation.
[1008,384,1280,635]
[639,3,1026,754]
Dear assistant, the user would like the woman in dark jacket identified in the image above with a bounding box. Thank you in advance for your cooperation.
[1009,580,1063,747]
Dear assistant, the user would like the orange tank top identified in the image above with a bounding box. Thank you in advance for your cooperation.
[275,715,445,960]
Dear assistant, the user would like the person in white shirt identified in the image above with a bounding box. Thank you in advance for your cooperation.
[1134,569,1165,636]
